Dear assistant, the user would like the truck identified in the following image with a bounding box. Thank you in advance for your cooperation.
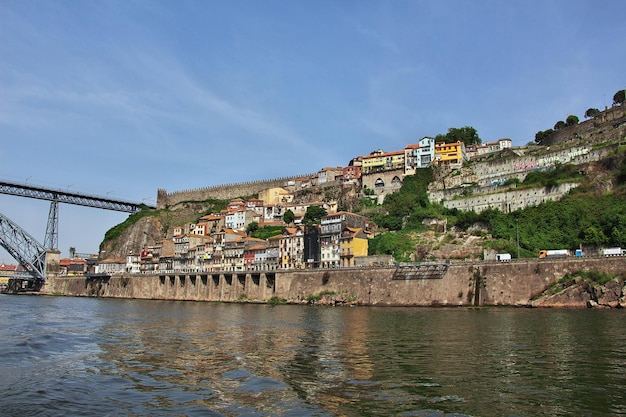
[496,253,512,262]
[602,247,624,257]
[538,249,570,258]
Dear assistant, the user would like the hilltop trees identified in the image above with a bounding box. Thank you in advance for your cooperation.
[613,89,625,106]
[535,129,554,145]
[435,126,482,146]
[566,115,579,126]
[585,108,601,119]
[535,114,576,139]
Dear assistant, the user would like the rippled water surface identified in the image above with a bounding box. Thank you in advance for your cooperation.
[1,294,625,416]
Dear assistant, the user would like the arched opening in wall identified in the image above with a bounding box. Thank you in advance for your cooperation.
[391,176,402,190]
[375,178,385,189]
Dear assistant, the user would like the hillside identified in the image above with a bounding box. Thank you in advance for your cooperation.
[100,104,626,261]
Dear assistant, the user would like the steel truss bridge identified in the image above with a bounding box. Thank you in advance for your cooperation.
[0,179,155,282]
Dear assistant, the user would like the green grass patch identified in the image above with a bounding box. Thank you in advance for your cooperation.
[306,290,337,302]
[267,296,287,305]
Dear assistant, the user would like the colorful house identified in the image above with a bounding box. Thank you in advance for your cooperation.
[434,141,467,167]
[340,227,369,267]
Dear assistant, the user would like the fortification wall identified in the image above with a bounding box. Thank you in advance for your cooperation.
[40,257,626,307]
[547,106,626,146]
[157,173,315,208]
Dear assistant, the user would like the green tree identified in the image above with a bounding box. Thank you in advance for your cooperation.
[584,108,600,119]
[246,221,259,235]
[613,89,625,106]
[617,157,626,184]
[579,226,608,247]
[303,206,327,225]
[535,129,554,145]
[368,232,416,261]
[554,120,566,130]
[283,209,295,225]
[434,126,482,146]
[565,115,579,126]
[251,225,284,240]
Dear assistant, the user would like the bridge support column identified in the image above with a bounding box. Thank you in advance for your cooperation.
[44,197,59,250]
[46,249,61,276]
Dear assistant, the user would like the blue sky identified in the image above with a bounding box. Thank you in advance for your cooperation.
[1,0,625,261]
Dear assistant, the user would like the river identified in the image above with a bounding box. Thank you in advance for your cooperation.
[0,294,624,416]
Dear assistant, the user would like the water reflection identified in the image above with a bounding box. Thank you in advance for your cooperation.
[1,295,624,417]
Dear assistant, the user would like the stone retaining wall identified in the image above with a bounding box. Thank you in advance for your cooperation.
[40,257,626,307]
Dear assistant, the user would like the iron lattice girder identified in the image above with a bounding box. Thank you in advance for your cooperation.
[0,180,154,213]
[44,199,59,250]
[0,212,47,281]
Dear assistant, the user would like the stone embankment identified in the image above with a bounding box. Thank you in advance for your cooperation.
[40,257,626,308]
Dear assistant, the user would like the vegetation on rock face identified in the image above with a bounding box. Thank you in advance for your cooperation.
[520,163,584,188]
[101,208,159,250]
[538,269,622,299]
[101,197,230,252]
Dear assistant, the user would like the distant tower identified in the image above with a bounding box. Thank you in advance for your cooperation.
[157,189,168,209]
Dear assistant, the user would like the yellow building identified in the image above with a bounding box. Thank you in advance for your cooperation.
[361,150,405,174]
[340,227,369,268]
[434,141,467,167]
[258,187,293,205]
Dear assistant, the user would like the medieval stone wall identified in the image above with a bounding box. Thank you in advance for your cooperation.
[157,173,315,209]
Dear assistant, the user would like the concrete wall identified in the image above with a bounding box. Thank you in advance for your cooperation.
[40,257,626,307]
[433,183,580,213]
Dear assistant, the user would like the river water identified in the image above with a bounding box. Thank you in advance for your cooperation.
[0,295,624,417]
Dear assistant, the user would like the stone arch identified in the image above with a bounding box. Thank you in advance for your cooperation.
[391,176,402,190]
[374,178,385,188]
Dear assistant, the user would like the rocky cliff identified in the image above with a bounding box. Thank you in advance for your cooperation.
[531,275,626,308]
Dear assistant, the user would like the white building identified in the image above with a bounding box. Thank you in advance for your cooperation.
[404,136,435,175]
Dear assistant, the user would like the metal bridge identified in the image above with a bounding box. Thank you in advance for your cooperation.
[0,179,155,282]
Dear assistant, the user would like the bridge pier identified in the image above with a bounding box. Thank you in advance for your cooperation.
[46,249,61,274]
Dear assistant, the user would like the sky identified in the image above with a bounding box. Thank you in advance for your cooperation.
[1,0,625,262]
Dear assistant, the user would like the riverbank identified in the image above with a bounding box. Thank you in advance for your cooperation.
[35,257,626,308]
